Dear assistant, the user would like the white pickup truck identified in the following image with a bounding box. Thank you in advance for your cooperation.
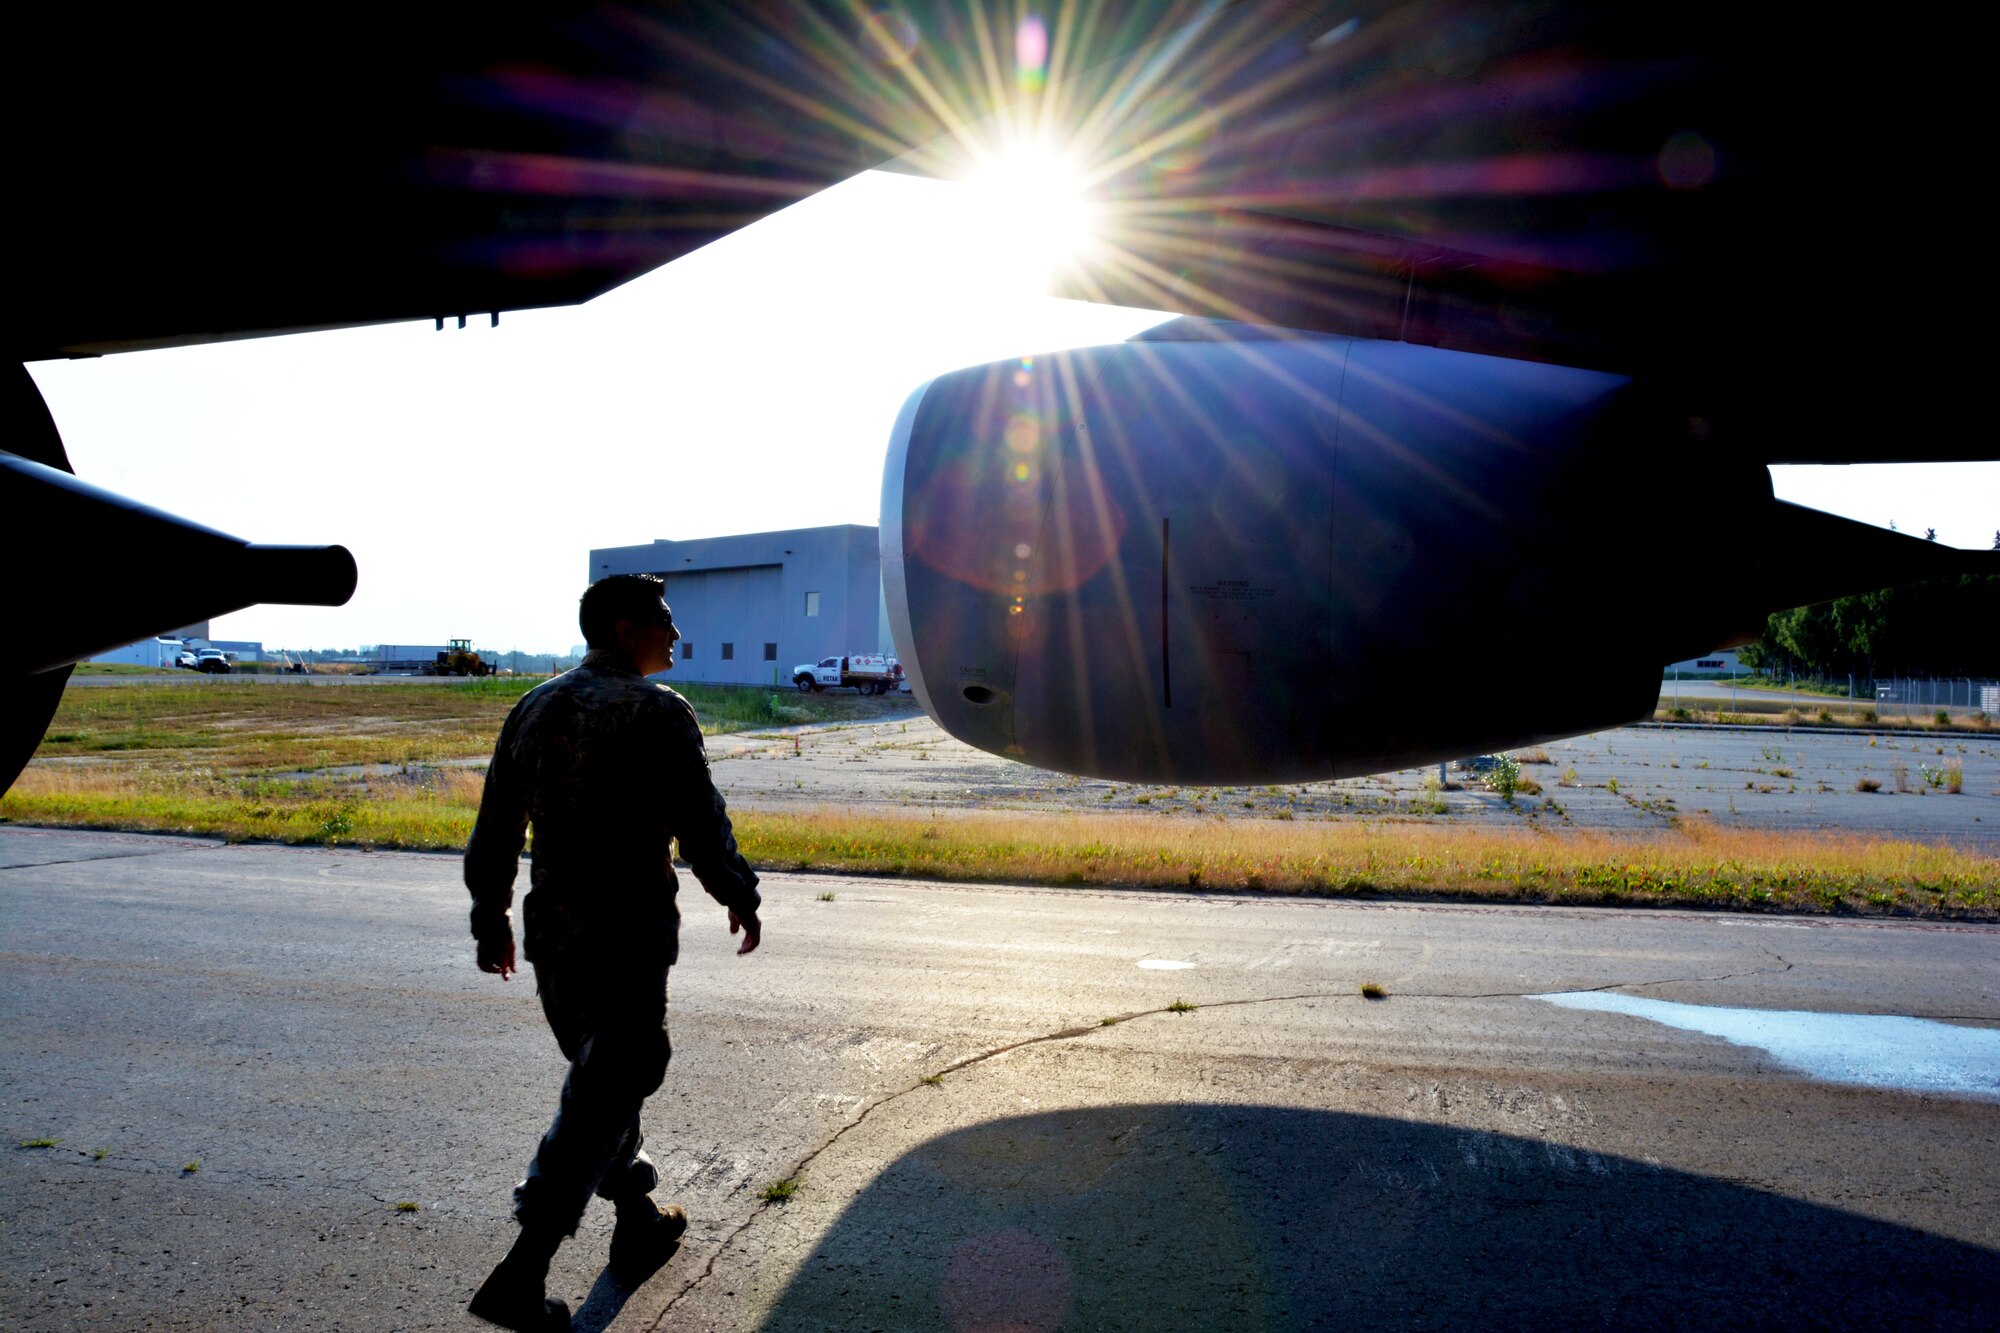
[793,654,904,695]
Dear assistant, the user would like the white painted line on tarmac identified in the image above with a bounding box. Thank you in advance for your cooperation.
[1532,991,2000,1097]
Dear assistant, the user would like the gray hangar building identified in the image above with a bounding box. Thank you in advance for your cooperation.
[589,525,892,686]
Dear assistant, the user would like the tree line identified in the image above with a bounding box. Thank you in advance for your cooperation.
[1739,570,1999,679]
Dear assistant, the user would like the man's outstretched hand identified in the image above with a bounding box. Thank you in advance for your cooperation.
[476,930,516,980]
[729,908,761,955]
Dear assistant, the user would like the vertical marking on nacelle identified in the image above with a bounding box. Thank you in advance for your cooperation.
[1161,516,1172,709]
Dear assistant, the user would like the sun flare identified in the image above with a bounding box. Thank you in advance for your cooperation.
[959,139,1099,293]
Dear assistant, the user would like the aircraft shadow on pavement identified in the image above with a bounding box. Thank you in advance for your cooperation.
[751,1104,1996,1332]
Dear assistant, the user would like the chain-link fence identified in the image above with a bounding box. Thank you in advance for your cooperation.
[1870,677,2000,720]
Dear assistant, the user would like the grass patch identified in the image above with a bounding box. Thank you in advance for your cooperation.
[1360,983,1388,999]
[2,675,894,849]
[920,1074,943,1086]
[13,775,1998,917]
[815,891,836,902]
[182,1161,200,1175]
[9,682,1994,921]
[721,810,1999,918]
[71,663,172,676]
[1651,696,1987,733]
[395,1201,420,1213]
[676,683,890,734]
[17,677,889,780]
[3,680,868,844]
[761,1178,798,1202]
[1167,999,1198,1013]
[18,1138,59,1149]
[4,765,490,849]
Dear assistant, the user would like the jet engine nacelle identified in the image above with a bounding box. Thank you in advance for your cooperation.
[881,328,1770,784]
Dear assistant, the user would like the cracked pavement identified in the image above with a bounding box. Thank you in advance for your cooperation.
[2,826,1996,1331]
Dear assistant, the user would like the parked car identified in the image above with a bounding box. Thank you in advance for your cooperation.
[175,649,198,669]
[195,648,232,674]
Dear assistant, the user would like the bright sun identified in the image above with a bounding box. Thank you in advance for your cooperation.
[959,140,1098,294]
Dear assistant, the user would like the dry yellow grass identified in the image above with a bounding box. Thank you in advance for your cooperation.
[4,763,487,850]
[10,682,1996,919]
[728,809,1998,916]
[8,768,1994,915]
[29,677,882,776]
[1653,701,1993,732]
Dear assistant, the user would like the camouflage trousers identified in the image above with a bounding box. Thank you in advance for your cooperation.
[512,958,671,1235]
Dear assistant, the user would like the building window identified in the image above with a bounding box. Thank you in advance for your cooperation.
[804,591,820,617]
[721,643,734,661]
[763,643,777,661]
[681,642,693,660]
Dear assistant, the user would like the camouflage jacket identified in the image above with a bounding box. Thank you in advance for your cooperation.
[463,651,760,967]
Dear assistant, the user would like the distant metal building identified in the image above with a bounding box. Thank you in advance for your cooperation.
[589,525,889,686]
[91,633,261,667]
[90,638,185,669]
[1663,648,1745,677]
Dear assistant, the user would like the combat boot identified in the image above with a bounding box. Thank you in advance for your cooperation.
[609,1196,688,1276]
[469,1223,572,1331]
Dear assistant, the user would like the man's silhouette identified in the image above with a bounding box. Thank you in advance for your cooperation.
[463,574,761,1330]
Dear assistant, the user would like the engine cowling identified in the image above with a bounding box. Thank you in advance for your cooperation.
[882,327,1769,784]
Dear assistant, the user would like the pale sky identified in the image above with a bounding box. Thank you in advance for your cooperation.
[29,169,1995,653]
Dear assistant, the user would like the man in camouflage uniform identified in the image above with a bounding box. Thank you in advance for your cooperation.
[463,574,762,1332]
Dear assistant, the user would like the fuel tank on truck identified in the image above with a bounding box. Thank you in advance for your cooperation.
[881,323,1764,785]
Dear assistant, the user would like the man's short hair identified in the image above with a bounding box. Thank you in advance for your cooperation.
[580,574,670,649]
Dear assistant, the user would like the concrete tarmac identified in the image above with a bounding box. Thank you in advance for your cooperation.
[2,828,1996,1331]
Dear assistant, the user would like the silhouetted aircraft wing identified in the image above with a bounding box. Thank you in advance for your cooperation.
[12,1,1194,359]
[19,1,1990,471]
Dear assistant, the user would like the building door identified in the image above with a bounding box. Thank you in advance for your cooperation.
[663,565,783,684]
